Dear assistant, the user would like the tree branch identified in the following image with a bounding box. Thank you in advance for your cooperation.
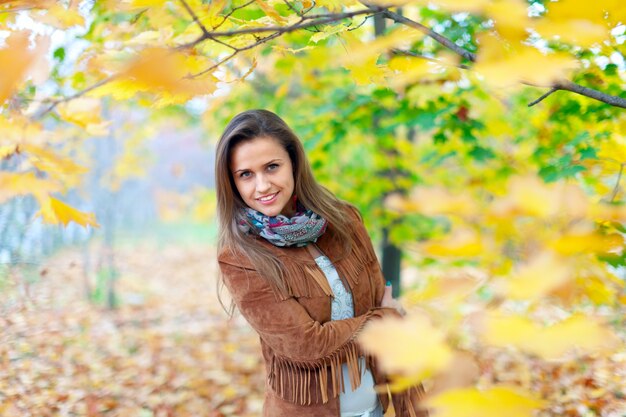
[383,9,476,62]
[528,87,558,107]
[179,0,209,36]
[33,76,118,120]
[179,8,378,48]
[554,80,626,109]
[384,9,626,109]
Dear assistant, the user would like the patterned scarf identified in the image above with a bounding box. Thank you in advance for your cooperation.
[239,201,328,247]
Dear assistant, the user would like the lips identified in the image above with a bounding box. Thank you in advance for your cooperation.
[256,192,279,205]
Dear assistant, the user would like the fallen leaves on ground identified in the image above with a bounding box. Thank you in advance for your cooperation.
[0,243,264,417]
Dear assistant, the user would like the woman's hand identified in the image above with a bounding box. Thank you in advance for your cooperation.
[381,282,406,317]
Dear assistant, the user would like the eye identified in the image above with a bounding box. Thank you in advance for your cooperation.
[267,163,279,171]
[239,171,251,179]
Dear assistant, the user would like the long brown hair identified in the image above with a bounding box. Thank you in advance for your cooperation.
[215,109,353,316]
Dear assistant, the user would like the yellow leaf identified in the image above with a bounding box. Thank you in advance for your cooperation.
[124,48,217,101]
[426,386,545,417]
[490,176,589,219]
[534,19,609,47]
[255,0,285,23]
[423,229,484,257]
[0,172,60,204]
[35,3,84,28]
[475,35,577,87]
[343,55,388,86]
[485,0,530,43]
[482,313,620,360]
[57,98,102,128]
[130,0,167,7]
[38,196,99,228]
[22,144,88,186]
[0,31,38,104]
[359,313,452,379]
[505,251,571,300]
[387,187,478,217]
[342,27,424,66]
[597,134,626,164]
[549,233,623,255]
[387,57,436,89]
[545,0,608,26]
[310,24,350,43]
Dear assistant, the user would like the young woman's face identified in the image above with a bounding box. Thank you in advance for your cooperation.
[230,136,295,217]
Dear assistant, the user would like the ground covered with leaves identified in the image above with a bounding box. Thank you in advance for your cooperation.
[0,243,264,417]
[1,243,625,417]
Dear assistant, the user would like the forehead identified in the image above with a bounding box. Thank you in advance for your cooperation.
[230,136,289,169]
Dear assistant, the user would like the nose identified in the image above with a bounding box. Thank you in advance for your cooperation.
[255,174,271,194]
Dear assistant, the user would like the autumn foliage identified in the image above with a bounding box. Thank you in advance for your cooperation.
[1,0,626,416]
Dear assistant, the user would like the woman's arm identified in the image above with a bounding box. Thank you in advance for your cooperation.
[219,260,397,363]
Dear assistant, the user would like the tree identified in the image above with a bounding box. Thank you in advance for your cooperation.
[1,1,625,416]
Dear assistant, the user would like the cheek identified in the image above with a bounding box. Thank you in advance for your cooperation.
[234,179,252,200]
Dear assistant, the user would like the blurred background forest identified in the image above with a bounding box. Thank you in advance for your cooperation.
[1,0,626,416]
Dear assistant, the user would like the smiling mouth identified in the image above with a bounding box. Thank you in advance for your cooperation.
[257,192,279,202]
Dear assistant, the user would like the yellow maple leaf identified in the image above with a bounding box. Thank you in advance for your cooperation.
[130,0,167,7]
[38,196,99,228]
[505,251,572,300]
[387,186,478,217]
[57,98,102,128]
[0,31,39,104]
[255,0,285,23]
[342,27,424,67]
[486,0,530,43]
[0,172,61,204]
[426,386,545,417]
[475,35,578,87]
[549,232,623,255]
[534,19,608,48]
[597,135,626,164]
[35,3,84,28]
[344,55,388,86]
[424,229,484,258]
[22,144,88,186]
[359,313,452,379]
[119,48,217,104]
[482,313,620,360]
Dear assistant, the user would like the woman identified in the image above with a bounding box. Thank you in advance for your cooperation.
[216,109,427,417]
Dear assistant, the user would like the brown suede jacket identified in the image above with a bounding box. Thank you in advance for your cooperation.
[218,206,427,417]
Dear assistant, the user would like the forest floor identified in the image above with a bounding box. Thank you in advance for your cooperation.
[2,242,626,417]
[1,242,265,417]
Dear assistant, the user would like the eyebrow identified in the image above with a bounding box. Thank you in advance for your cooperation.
[233,158,282,174]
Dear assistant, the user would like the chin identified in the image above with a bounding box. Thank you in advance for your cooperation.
[256,207,281,217]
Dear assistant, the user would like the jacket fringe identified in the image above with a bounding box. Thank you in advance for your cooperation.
[268,337,367,406]
[271,233,376,301]
[391,383,429,417]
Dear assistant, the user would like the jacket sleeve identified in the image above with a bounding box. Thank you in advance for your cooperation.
[218,259,397,362]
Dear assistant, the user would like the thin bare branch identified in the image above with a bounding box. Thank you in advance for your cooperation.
[383,9,477,62]
[384,9,626,109]
[391,48,471,69]
[528,87,558,107]
[214,0,256,30]
[179,0,209,36]
[191,32,282,78]
[180,8,377,48]
[33,76,118,120]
